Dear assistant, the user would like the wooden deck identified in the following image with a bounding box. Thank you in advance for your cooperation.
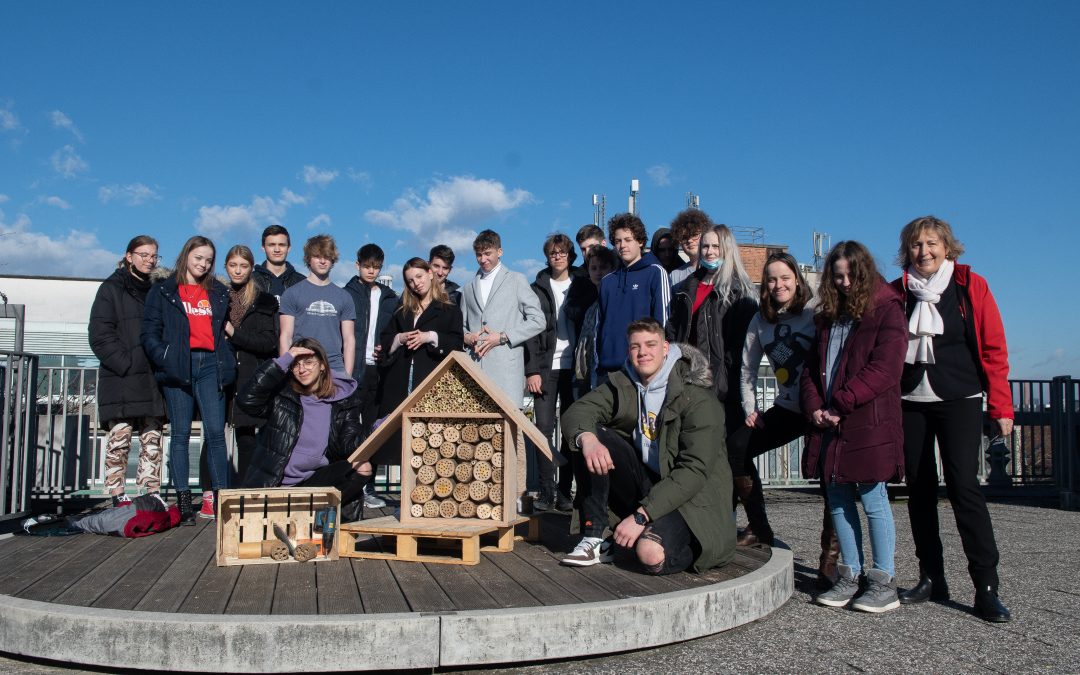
[0,506,770,615]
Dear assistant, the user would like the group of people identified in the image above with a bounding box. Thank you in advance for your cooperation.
[89,211,1013,622]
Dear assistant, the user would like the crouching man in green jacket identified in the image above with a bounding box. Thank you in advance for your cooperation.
[560,317,736,574]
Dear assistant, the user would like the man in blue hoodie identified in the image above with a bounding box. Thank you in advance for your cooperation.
[594,213,671,380]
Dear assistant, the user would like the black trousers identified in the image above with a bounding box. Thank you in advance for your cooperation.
[530,367,575,497]
[575,426,697,575]
[726,405,807,477]
[903,397,1000,589]
[295,460,368,510]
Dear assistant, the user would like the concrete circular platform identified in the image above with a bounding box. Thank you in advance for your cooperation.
[0,546,793,672]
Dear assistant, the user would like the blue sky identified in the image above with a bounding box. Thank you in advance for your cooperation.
[1,2,1078,378]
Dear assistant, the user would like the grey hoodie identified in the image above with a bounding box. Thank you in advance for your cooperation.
[624,344,683,473]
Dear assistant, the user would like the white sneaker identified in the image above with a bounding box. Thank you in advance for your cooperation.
[362,484,387,509]
[561,537,614,567]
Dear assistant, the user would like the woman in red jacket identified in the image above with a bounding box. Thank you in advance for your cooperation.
[892,215,1012,622]
[802,241,906,613]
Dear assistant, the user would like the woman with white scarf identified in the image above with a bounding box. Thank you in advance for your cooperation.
[892,215,1014,623]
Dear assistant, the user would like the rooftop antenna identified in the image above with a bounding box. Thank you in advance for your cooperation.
[592,194,606,227]
[628,178,639,216]
[812,231,831,270]
[686,192,700,210]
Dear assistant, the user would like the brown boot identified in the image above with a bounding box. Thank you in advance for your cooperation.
[817,500,839,589]
[734,473,774,546]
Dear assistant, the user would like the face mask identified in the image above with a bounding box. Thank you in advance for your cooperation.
[699,258,722,271]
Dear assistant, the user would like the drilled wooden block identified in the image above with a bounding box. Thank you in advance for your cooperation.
[411,484,434,504]
[454,462,474,483]
[433,477,454,499]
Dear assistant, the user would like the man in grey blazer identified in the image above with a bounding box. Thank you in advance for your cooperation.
[462,230,546,405]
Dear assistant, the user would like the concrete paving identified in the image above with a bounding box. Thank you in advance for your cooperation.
[2,493,1077,673]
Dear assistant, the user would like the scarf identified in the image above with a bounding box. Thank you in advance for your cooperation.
[904,258,954,364]
[229,286,252,328]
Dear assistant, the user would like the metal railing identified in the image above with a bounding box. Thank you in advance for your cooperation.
[0,353,39,521]
[4,356,1078,512]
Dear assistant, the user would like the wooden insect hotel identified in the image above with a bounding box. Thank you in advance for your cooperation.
[339,352,554,564]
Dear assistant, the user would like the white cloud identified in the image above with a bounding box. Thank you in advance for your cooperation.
[347,168,372,189]
[514,258,546,277]
[0,101,23,133]
[0,210,119,277]
[0,194,9,203]
[98,183,161,206]
[194,193,292,239]
[51,145,88,178]
[646,163,672,187]
[49,110,84,143]
[306,213,331,230]
[364,175,532,252]
[301,165,338,188]
[38,195,71,210]
[280,188,308,206]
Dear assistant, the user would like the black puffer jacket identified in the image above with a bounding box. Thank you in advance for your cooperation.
[227,290,279,427]
[89,267,166,428]
[667,271,758,416]
[237,358,363,488]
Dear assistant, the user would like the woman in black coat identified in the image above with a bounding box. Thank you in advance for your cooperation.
[89,235,166,506]
[238,338,371,521]
[222,245,279,480]
[376,258,465,418]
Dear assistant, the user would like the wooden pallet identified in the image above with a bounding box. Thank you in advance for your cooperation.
[339,515,531,565]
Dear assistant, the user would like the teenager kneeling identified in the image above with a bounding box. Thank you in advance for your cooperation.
[560,318,736,574]
[237,338,371,521]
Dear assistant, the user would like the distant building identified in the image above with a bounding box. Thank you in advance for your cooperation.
[0,275,102,367]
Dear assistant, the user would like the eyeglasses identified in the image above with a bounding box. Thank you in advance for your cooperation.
[547,250,569,259]
[291,356,321,370]
[132,252,161,262]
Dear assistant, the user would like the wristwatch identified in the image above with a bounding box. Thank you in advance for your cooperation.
[499,332,509,346]
[633,511,648,526]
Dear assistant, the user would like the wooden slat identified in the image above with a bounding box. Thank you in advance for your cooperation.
[387,560,455,612]
[178,557,241,614]
[0,536,72,583]
[341,515,497,537]
[486,550,579,606]
[316,561,364,615]
[425,561,501,610]
[271,561,317,614]
[510,541,617,603]
[18,536,130,602]
[95,518,210,609]
[352,559,410,614]
[0,533,100,595]
[0,533,42,563]
[134,524,216,612]
[225,564,278,615]
[461,556,542,609]
[57,531,174,608]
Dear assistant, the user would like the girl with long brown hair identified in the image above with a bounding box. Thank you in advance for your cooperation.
[376,257,464,418]
[142,235,236,523]
[801,240,906,613]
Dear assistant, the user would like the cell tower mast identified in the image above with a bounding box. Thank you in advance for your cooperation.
[628,178,639,216]
[592,194,606,227]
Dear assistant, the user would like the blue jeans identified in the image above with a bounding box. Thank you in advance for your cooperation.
[164,351,229,492]
[826,481,895,577]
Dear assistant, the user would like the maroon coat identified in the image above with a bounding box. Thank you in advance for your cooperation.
[800,281,906,484]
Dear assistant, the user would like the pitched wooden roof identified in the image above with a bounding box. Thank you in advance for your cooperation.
[348,351,554,464]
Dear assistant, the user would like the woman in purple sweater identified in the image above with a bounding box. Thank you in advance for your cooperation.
[801,241,906,613]
[237,337,372,520]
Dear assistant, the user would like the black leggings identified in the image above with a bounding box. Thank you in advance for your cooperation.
[726,405,807,477]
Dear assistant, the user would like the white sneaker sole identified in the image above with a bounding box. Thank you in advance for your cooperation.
[561,555,613,567]
[851,599,901,613]
[815,595,855,608]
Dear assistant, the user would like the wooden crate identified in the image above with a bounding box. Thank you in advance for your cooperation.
[215,487,341,567]
[339,515,530,565]
[399,413,519,528]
